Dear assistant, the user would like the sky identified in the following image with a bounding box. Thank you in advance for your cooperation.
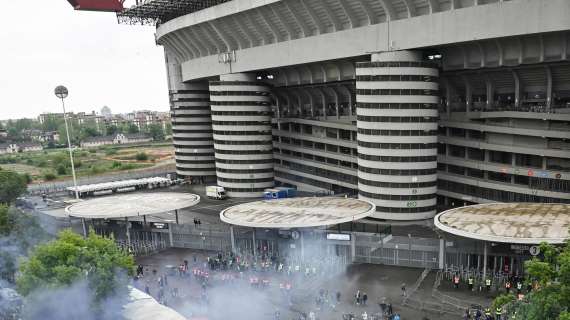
[0,0,168,120]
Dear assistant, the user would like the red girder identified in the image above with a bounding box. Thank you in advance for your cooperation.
[67,0,124,12]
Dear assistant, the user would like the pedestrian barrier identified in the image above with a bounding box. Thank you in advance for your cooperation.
[116,239,168,256]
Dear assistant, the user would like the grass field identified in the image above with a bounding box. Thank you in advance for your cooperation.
[0,142,174,182]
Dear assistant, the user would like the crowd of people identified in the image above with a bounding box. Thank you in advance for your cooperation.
[132,249,410,319]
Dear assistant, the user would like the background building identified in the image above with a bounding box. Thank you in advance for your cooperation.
[118,0,570,219]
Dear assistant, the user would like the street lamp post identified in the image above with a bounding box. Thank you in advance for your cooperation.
[54,86,79,200]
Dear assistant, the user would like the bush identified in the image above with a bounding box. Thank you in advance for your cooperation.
[105,148,117,156]
[56,164,67,175]
[88,149,96,154]
[90,165,103,175]
[135,152,148,161]
[120,163,136,170]
[22,173,32,184]
[43,172,57,181]
[111,161,122,169]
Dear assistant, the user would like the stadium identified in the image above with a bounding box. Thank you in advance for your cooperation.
[72,0,570,222]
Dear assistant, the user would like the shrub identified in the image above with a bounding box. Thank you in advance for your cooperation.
[105,148,117,156]
[56,164,67,175]
[43,172,57,181]
[90,166,102,175]
[121,163,136,170]
[135,152,148,161]
[88,149,96,154]
[111,161,122,169]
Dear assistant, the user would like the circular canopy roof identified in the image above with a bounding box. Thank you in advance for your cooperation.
[434,203,570,244]
[66,192,200,219]
[220,197,375,228]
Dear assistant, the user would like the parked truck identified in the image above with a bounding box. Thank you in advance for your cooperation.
[263,187,297,199]
[206,186,227,200]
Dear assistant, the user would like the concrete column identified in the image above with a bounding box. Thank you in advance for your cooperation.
[463,76,472,113]
[230,226,236,254]
[510,257,514,275]
[351,232,356,263]
[445,81,452,116]
[486,77,494,110]
[300,230,305,263]
[439,238,445,269]
[81,218,87,237]
[125,217,131,246]
[483,242,488,281]
[512,70,522,109]
[252,228,257,259]
[168,225,174,247]
[545,66,552,112]
[175,209,179,225]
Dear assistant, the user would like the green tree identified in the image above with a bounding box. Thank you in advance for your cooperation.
[0,170,27,204]
[106,125,119,136]
[127,123,139,134]
[147,123,164,141]
[0,204,10,235]
[494,241,570,319]
[41,114,63,132]
[17,230,135,302]
[80,125,100,141]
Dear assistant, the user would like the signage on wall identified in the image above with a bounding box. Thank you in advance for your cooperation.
[291,230,300,240]
[406,201,417,208]
[527,169,534,176]
[327,233,351,241]
[529,246,540,256]
[150,222,169,229]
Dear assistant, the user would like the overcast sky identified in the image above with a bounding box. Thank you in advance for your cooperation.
[0,0,168,120]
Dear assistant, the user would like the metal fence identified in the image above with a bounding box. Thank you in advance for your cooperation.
[354,235,440,269]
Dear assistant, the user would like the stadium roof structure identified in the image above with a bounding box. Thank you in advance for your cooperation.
[220,197,376,228]
[434,203,570,244]
[66,192,200,219]
[117,0,231,25]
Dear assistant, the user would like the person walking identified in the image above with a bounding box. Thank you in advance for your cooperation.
[485,278,492,292]
[495,306,503,320]
[401,283,407,297]
[336,291,341,303]
[362,292,368,306]
[505,280,512,294]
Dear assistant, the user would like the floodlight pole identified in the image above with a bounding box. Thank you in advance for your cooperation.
[55,87,79,200]
[62,99,79,200]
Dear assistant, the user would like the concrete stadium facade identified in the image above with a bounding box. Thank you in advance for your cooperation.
[161,0,570,220]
